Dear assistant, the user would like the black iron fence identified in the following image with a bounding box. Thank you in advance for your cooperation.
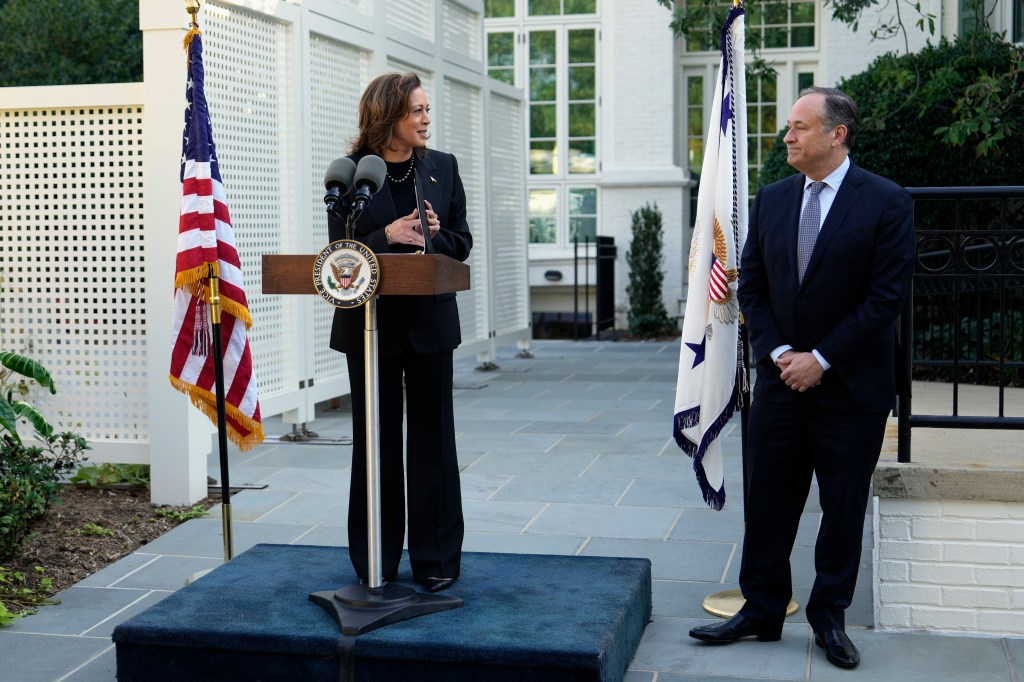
[897,186,1024,463]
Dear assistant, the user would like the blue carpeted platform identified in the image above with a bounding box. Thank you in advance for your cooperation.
[112,544,651,681]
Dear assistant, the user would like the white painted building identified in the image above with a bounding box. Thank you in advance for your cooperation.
[484,0,1022,330]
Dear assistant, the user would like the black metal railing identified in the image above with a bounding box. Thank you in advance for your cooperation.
[571,236,616,340]
[897,186,1024,462]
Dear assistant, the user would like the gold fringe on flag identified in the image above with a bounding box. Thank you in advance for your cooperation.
[169,374,265,452]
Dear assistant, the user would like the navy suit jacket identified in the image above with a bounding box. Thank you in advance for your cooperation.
[328,150,473,357]
[738,160,915,412]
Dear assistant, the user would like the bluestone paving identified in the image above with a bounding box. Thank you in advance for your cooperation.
[5,340,1020,681]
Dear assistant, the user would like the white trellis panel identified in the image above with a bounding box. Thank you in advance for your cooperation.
[386,0,435,43]
[0,98,149,449]
[487,90,530,339]
[442,1,482,62]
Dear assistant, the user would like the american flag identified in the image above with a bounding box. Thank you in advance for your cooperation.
[673,5,747,510]
[169,30,264,451]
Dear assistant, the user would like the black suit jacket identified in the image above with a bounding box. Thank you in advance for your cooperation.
[328,150,473,357]
[738,160,915,412]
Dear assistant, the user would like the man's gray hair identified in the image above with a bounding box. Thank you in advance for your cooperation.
[799,86,860,150]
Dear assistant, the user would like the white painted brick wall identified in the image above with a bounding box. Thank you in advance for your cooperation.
[875,497,1024,635]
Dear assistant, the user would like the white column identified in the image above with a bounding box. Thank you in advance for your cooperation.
[141,0,214,505]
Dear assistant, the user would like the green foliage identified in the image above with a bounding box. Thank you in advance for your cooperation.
[0,0,143,87]
[74,522,115,538]
[0,433,90,559]
[626,204,674,338]
[0,565,57,626]
[0,352,57,445]
[913,310,1024,386]
[70,463,150,489]
[759,33,1024,188]
[155,504,209,523]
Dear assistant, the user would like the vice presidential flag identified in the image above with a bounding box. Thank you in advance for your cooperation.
[673,6,747,510]
[169,29,264,451]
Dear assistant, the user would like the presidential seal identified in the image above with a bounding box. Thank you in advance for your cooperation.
[312,240,380,308]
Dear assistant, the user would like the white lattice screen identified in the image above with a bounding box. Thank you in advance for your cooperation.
[442,1,482,61]
[309,34,371,380]
[202,3,297,399]
[386,0,435,42]
[442,77,488,344]
[488,92,529,336]
[325,0,373,14]
[0,106,148,441]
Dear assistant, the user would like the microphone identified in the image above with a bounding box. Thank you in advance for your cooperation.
[351,155,387,213]
[323,157,357,213]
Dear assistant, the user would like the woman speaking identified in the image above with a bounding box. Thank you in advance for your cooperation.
[328,72,472,593]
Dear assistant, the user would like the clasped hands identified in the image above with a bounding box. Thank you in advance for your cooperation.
[386,200,440,248]
[777,350,824,392]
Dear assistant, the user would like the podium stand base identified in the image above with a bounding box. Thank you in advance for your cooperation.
[310,583,463,636]
[702,589,798,618]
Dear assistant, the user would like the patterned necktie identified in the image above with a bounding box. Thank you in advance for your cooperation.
[797,181,826,283]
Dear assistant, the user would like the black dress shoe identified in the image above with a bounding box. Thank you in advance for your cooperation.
[689,613,783,643]
[421,577,457,593]
[814,629,860,669]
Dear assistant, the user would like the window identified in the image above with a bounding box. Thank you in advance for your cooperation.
[569,187,597,242]
[485,0,515,18]
[1016,0,1024,42]
[685,74,705,221]
[687,1,815,51]
[529,188,558,243]
[746,74,778,190]
[485,2,601,249]
[487,31,516,84]
[797,71,815,92]
[528,0,596,16]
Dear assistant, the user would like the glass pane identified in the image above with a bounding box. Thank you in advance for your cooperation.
[531,103,557,137]
[487,33,514,67]
[568,103,595,137]
[688,108,703,137]
[568,29,595,63]
[762,107,777,134]
[791,26,814,47]
[746,4,760,24]
[764,2,788,24]
[687,139,703,170]
[568,66,595,99]
[762,77,777,101]
[490,69,515,85]
[791,2,815,23]
[570,217,597,241]
[529,31,556,65]
[569,187,597,214]
[530,141,556,174]
[528,0,560,16]
[764,28,787,48]
[687,76,703,105]
[747,105,760,133]
[530,67,557,100]
[530,218,557,243]
[568,139,596,174]
[565,0,596,13]
[485,0,515,18]
[761,136,776,158]
[797,72,815,91]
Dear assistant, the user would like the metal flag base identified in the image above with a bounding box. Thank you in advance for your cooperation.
[309,583,463,636]
[702,589,798,618]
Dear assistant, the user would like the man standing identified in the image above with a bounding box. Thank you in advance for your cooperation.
[688,87,916,669]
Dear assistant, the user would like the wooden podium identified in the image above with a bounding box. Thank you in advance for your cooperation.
[262,251,470,635]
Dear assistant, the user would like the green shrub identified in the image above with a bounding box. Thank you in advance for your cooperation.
[70,463,150,489]
[0,433,89,559]
[626,203,674,338]
[759,32,1023,189]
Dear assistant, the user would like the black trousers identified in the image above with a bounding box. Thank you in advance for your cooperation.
[345,348,463,582]
[738,399,887,631]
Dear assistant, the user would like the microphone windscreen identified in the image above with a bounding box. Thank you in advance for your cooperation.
[354,155,387,194]
[324,157,357,191]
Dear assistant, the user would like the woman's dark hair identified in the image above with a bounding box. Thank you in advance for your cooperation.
[799,86,860,150]
[350,72,427,157]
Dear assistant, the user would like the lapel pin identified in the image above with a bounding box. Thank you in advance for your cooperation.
[430,176,437,184]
